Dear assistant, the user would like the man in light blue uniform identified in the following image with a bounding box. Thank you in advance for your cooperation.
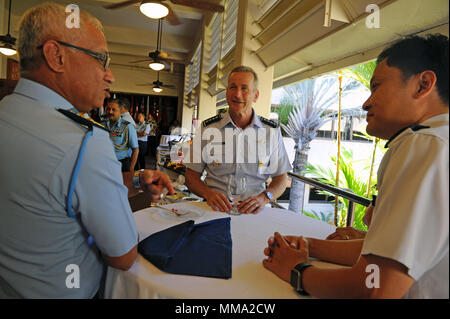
[0,3,173,298]
[185,66,292,214]
[103,98,139,172]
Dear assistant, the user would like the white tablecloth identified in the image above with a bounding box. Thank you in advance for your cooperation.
[104,202,337,299]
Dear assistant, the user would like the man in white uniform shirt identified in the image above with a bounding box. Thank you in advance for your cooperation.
[263,34,448,298]
[185,66,291,215]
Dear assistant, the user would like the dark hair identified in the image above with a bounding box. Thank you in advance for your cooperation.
[107,97,130,111]
[377,34,449,104]
[119,97,131,111]
[107,98,121,108]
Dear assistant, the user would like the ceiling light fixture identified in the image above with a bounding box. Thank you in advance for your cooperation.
[0,0,17,56]
[140,1,169,19]
[149,61,165,71]
[149,18,165,71]
[153,85,163,93]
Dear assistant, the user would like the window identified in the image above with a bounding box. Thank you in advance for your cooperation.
[183,41,202,109]
[315,116,371,142]
[204,0,239,96]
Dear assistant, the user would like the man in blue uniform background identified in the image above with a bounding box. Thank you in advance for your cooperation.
[103,98,139,172]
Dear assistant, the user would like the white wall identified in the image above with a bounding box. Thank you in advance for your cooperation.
[283,137,382,178]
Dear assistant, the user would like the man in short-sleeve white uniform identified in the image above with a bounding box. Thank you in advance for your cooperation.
[185,66,291,214]
[263,35,448,298]
[362,114,448,298]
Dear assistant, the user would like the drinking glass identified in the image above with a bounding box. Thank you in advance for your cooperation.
[227,175,247,215]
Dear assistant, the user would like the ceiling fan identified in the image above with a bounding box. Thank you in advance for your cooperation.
[130,19,191,70]
[104,0,224,25]
[137,72,176,92]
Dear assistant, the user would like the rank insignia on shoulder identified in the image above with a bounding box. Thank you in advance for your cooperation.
[57,108,109,132]
[213,161,221,167]
[259,116,278,128]
[410,124,430,132]
[203,114,223,127]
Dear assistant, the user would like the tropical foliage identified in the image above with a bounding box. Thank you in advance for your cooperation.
[271,100,294,127]
[302,147,384,231]
[279,75,365,213]
[341,61,376,90]
[341,61,384,197]
[302,210,334,225]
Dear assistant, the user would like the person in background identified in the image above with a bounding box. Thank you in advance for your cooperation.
[263,34,448,299]
[119,97,136,127]
[135,112,150,170]
[102,99,139,172]
[0,2,174,298]
[169,119,181,135]
[185,65,292,214]
[147,113,159,160]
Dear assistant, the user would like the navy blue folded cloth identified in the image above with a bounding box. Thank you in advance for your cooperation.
[138,217,232,279]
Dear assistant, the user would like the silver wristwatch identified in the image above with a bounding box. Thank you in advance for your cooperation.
[133,169,144,189]
[263,190,274,202]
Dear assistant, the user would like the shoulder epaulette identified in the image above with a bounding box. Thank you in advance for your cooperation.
[203,114,222,127]
[57,108,109,132]
[259,116,278,128]
[410,124,430,132]
[384,124,431,148]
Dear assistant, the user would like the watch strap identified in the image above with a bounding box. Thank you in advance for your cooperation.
[292,262,312,295]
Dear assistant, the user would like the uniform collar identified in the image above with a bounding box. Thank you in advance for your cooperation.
[107,116,124,129]
[13,78,74,111]
[221,109,262,129]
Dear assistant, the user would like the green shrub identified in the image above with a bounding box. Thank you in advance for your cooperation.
[301,148,379,230]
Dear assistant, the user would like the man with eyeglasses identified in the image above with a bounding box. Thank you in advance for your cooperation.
[0,2,174,298]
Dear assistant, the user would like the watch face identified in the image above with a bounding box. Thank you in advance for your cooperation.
[266,191,274,200]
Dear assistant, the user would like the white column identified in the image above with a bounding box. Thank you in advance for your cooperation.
[234,0,274,118]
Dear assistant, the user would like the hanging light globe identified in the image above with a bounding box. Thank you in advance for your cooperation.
[140,1,169,19]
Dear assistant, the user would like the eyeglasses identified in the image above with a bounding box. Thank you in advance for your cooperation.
[37,40,111,71]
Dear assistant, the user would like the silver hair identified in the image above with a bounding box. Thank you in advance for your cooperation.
[229,65,259,90]
[18,2,104,75]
